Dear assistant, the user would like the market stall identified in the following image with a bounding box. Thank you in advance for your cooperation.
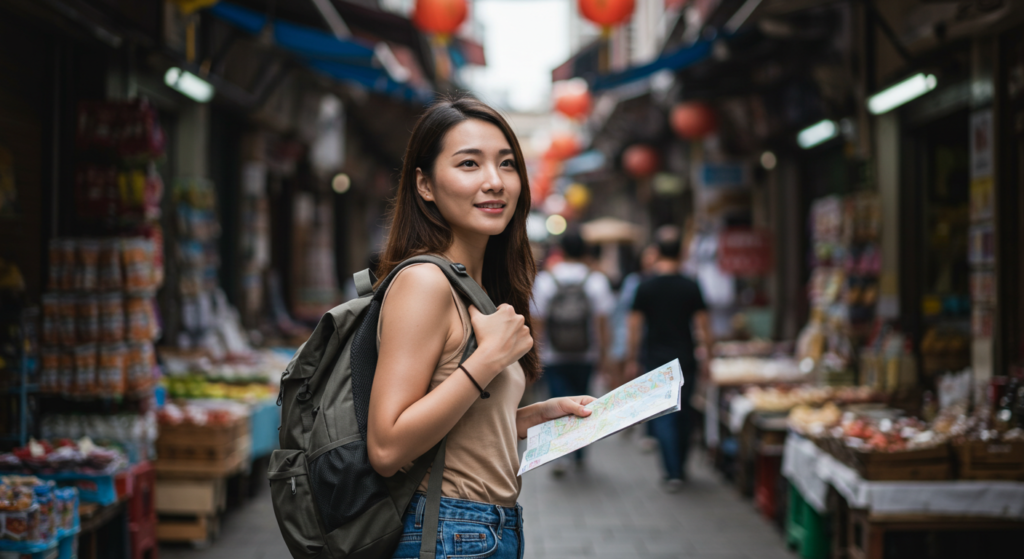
[780,380,1024,559]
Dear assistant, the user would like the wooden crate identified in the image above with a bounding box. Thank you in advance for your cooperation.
[954,441,1024,481]
[156,478,227,545]
[156,514,220,544]
[157,417,249,462]
[843,445,951,481]
[155,478,226,515]
[156,417,251,478]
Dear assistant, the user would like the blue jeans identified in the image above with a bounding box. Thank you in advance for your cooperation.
[391,494,524,559]
[646,359,696,480]
[543,362,593,462]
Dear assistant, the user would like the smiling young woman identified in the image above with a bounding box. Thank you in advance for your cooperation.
[368,96,594,559]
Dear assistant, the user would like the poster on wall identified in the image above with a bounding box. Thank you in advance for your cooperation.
[970,109,993,180]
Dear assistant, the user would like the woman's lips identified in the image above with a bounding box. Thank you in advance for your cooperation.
[474,202,506,214]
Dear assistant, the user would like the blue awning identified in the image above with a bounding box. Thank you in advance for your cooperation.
[208,2,433,104]
[592,40,714,92]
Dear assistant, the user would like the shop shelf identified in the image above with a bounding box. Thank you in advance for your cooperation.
[786,484,830,559]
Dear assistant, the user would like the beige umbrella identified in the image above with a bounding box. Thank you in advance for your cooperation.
[580,217,641,244]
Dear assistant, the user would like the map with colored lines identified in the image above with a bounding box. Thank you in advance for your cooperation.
[519,359,684,475]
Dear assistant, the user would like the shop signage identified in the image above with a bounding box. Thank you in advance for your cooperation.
[718,228,772,275]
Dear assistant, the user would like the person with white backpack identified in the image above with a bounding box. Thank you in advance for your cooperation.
[530,231,614,476]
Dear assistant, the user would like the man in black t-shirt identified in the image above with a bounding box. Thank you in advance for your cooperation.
[627,226,711,490]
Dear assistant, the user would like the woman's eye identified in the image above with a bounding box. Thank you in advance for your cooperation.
[501,159,516,168]
[460,160,477,168]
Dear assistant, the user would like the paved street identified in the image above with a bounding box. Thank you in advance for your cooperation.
[161,432,793,559]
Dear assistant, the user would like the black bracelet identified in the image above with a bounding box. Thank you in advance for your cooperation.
[458,364,490,399]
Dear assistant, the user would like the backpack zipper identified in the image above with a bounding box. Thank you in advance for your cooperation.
[290,477,296,495]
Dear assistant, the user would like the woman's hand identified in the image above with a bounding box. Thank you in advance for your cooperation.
[468,304,533,376]
[516,395,596,439]
[539,396,596,421]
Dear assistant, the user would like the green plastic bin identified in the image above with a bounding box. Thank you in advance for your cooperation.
[785,484,830,559]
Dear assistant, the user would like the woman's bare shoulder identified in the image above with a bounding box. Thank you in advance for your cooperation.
[381,263,456,317]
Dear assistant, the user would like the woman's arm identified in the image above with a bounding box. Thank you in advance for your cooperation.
[516,396,596,439]
[367,265,533,477]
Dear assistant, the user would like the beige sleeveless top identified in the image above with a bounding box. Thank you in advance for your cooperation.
[376,263,526,507]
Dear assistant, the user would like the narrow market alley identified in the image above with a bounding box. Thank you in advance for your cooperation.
[161,434,793,559]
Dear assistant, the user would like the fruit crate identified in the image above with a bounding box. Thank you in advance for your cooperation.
[836,444,951,481]
[786,484,829,559]
[954,440,1024,480]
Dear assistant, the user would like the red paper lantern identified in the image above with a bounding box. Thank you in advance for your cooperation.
[622,144,660,178]
[553,80,591,120]
[670,102,717,139]
[578,0,635,28]
[413,0,468,36]
[545,133,581,161]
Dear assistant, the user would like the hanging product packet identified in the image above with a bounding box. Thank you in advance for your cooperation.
[126,342,155,394]
[73,343,97,397]
[125,297,152,341]
[58,294,77,347]
[122,238,154,294]
[98,239,123,291]
[76,294,99,343]
[39,348,61,394]
[98,293,124,343]
[58,350,76,398]
[97,343,126,398]
[47,238,76,291]
[41,293,60,346]
[75,239,100,292]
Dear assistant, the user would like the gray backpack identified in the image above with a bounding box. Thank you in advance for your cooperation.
[269,255,496,559]
[546,272,592,354]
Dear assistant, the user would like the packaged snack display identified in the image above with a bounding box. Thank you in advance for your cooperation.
[74,240,99,292]
[73,344,97,397]
[98,293,124,343]
[75,295,99,344]
[97,343,126,398]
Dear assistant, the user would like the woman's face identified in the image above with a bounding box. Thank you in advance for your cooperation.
[417,119,521,242]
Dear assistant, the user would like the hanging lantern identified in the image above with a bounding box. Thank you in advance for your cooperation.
[545,133,581,161]
[622,144,660,179]
[413,0,468,40]
[553,79,592,120]
[670,102,718,140]
[578,0,635,33]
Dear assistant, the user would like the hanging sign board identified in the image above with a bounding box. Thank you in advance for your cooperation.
[718,228,773,275]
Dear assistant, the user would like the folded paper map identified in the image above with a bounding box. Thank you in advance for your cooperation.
[519,359,684,475]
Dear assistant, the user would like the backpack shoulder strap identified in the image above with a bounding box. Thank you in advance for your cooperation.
[375,255,496,314]
[353,268,377,298]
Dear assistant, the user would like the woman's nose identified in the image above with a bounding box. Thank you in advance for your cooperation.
[482,165,504,192]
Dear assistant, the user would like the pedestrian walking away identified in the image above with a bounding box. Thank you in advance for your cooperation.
[531,231,614,475]
[626,225,713,490]
[368,96,596,559]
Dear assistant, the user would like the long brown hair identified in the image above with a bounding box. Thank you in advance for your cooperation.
[377,95,540,381]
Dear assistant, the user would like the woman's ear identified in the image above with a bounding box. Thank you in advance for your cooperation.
[415,168,434,202]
